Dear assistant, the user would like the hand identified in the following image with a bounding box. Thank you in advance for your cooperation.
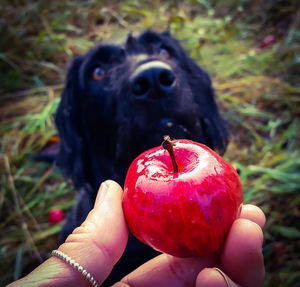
[9,180,265,287]
[115,204,265,287]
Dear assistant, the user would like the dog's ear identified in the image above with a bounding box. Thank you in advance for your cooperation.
[55,56,86,188]
[186,60,229,155]
[162,33,229,153]
[180,55,229,154]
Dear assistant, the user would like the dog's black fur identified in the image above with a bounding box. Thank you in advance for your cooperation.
[55,30,229,285]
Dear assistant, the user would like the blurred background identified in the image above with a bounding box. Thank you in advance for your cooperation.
[0,0,299,286]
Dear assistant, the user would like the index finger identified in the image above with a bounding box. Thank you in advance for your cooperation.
[113,253,218,287]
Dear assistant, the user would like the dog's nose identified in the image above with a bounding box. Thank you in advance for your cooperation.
[131,61,175,98]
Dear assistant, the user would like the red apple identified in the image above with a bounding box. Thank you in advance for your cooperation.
[48,208,65,225]
[122,137,243,257]
[260,35,276,48]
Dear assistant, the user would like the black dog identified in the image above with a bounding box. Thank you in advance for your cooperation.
[55,30,228,285]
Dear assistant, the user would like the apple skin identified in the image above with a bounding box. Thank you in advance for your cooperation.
[122,139,243,257]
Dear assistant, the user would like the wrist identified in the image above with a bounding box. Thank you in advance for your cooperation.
[8,257,89,287]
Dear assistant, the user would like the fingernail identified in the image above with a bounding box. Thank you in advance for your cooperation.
[212,268,231,286]
[95,181,110,207]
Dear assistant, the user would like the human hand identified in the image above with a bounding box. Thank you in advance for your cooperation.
[114,203,265,287]
[9,180,265,287]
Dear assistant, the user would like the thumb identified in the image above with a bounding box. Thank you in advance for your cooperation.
[58,180,129,285]
[8,180,128,287]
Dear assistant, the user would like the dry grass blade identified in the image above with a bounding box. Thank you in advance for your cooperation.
[3,155,42,263]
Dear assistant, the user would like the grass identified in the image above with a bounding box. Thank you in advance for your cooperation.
[0,0,299,286]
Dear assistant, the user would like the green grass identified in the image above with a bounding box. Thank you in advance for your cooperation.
[0,1,299,286]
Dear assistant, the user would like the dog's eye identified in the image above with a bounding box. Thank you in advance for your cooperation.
[93,67,105,81]
[159,48,170,59]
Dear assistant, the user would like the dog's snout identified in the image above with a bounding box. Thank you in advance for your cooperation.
[131,61,175,98]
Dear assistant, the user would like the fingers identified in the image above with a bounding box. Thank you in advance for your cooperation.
[221,218,265,287]
[201,204,266,287]
[58,180,129,285]
[240,204,266,228]
[113,253,218,287]
[196,267,239,287]
[195,204,266,287]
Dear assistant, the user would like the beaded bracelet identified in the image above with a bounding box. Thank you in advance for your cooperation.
[52,250,99,287]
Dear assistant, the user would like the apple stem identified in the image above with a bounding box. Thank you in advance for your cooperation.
[162,135,179,173]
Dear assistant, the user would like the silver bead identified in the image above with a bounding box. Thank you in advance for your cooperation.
[78,266,83,272]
